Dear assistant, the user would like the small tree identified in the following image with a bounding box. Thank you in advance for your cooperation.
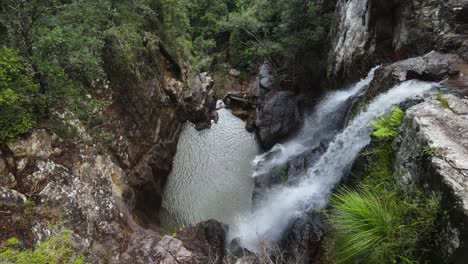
[0,47,41,143]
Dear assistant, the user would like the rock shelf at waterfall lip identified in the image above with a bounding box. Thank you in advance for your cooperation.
[398,94,468,211]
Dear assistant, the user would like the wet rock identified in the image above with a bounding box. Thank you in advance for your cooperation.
[245,120,256,133]
[286,145,325,181]
[224,240,259,264]
[348,51,463,118]
[256,91,302,150]
[178,219,227,264]
[395,94,468,263]
[281,213,325,264]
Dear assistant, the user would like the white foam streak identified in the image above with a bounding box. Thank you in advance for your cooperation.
[230,80,437,251]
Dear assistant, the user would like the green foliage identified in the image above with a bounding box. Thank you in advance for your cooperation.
[24,199,36,215]
[436,92,452,111]
[170,225,185,238]
[279,166,288,183]
[0,47,42,143]
[224,0,333,74]
[0,230,88,264]
[328,187,440,264]
[326,109,441,264]
[372,107,404,140]
[422,147,443,158]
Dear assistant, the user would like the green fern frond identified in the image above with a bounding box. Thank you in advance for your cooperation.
[372,107,404,139]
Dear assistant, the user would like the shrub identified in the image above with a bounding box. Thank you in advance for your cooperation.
[436,92,452,111]
[371,107,404,140]
[325,108,440,264]
[328,187,439,264]
[0,230,88,264]
[0,47,42,143]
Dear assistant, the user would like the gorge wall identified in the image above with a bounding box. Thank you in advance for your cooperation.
[0,35,222,263]
[328,0,468,86]
[0,0,467,263]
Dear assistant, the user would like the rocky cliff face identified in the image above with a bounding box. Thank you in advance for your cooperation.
[328,0,468,84]
[101,36,217,226]
[395,95,468,263]
[0,36,221,262]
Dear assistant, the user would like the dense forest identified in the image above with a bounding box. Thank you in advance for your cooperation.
[1,0,467,263]
[0,0,334,148]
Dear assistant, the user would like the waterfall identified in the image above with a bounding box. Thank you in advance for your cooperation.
[229,80,437,251]
[253,66,379,178]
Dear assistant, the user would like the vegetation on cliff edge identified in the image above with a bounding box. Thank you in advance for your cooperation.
[325,108,441,264]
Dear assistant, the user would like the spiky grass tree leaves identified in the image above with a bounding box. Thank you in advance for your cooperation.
[326,107,440,264]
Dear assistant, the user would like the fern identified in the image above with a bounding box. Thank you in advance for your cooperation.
[372,107,404,139]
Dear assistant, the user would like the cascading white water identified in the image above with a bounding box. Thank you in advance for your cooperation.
[229,80,437,250]
[253,66,379,178]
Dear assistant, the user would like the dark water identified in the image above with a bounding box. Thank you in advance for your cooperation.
[160,108,259,230]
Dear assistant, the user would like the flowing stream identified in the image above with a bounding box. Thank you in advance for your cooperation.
[229,78,437,251]
[253,66,379,178]
[161,107,259,230]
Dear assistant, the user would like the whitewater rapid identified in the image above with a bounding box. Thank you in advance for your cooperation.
[230,79,437,250]
[253,66,380,178]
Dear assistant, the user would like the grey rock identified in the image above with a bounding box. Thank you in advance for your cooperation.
[395,94,468,263]
[259,61,274,90]
[256,91,302,150]
[348,51,463,118]
[0,187,27,208]
[328,0,468,83]
[281,213,324,264]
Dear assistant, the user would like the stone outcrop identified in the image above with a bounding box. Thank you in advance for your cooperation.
[101,35,216,226]
[281,213,325,264]
[348,51,465,117]
[256,91,303,150]
[395,95,468,263]
[328,0,468,84]
[0,129,226,263]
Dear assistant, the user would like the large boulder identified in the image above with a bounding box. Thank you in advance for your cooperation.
[256,91,303,150]
[348,51,464,118]
[395,94,468,263]
[177,220,227,264]
[281,213,325,264]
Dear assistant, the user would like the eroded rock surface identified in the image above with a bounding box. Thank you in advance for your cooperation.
[328,0,468,84]
[396,94,468,263]
[348,51,464,118]
[0,130,226,263]
[256,91,303,150]
[102,36,216,226]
